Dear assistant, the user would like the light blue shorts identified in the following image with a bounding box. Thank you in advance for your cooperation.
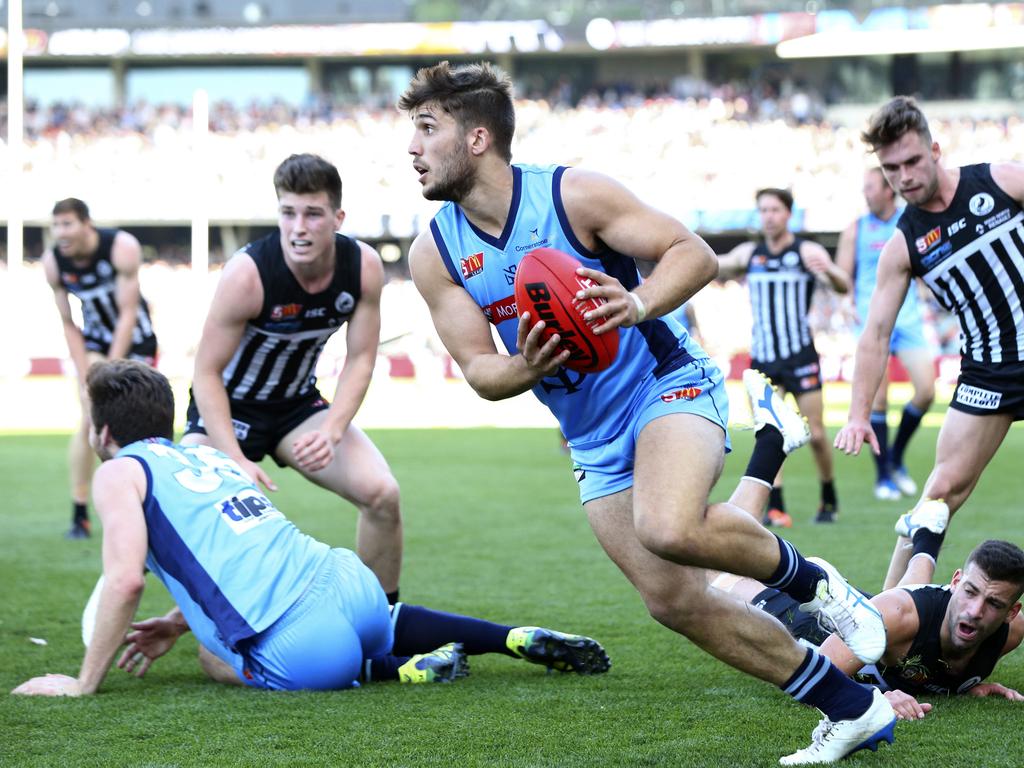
[856,316,927,355]
[569,358,730,504]
[232,548,392,690]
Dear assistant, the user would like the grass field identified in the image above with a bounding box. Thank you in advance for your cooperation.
[2,424,1023,767]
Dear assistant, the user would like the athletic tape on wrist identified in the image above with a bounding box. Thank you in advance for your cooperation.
[629,292,647,323]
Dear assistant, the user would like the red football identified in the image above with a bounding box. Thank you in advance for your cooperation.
[514,247,619,373]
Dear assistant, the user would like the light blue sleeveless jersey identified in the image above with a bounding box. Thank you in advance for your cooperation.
[430,164,706,444]
[855,209,920,327]
[118,438,330,651]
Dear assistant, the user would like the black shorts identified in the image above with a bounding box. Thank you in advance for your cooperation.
[183,389,330,466]
[950,357,1024,420]
[751,346,822,395]
[751,587,830,646]
[85,336,158,364]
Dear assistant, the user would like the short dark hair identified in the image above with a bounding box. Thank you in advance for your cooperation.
[756,188,794,212]
[273,154,342,210]
[398,61,516,163]
[53,198,91,222]
[862,96,932,151]
[87,360,174,446]
[965,540,1024,596]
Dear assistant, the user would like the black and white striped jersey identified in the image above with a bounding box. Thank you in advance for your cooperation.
[746,237,816,364]
[54,228,157,356]
[898,163,1024,364]
[222,231,362,403]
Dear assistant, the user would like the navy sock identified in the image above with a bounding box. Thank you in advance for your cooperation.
[821,480,837,509]
[385,589,400,605]
[392,603,515,657]
[763,535,825,603]
[783,647,873,721]
[745,425,787,486]
[869,410,890,481]
[769,485,786,513]
[891,403,925,469]
[72,502,88,524]
[362,654,410,683]
[912,529,946,562]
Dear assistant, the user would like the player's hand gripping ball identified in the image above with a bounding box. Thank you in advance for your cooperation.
[514,248,619,373]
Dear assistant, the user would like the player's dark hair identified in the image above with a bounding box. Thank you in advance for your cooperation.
[52,198,91,222]
[862,96,932,151]
[756,188,794,212]
[966,540,1024,596]
[273,154,342,210]
[398,60,515,163]
[87,360,174,445]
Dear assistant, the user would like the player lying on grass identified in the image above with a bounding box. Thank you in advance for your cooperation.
[11,361,609,696]
[712,536,1024,720]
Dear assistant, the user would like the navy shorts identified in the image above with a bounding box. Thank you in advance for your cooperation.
[950,357,1024,420]
[751,587,830,646]
[751,346,822,395]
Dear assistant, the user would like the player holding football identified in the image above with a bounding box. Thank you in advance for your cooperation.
[717,188,850,525]
[182,154,402,602]
[12,361,610,696]
[403,60,895,764]
[42,198,158,539]
[713,537,1024,720]
[835,168,935,502]
[835,96,1024,590]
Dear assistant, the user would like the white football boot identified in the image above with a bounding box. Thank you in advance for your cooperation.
[895,498,949,539]
[800,557,887,665]
[890,466,918,497]
[743,369,811,454]
[780,688,896,765]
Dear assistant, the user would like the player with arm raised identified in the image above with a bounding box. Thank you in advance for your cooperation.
[181,154,402,602]
[403,60,895,765]
[835,96,1024,590]
[41,198,157,539]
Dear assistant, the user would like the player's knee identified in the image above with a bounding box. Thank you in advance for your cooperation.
[914,383,935,409]
[641,582,705,631]
[360,473,402,524]
[635,519,706,566]
[808,429,828,452]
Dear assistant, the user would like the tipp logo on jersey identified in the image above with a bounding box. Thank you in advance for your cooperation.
[660,386,702,403]
[270,303,302,321]
[217,489,283,534]
[915,227,942,254]
[461,252,485,279]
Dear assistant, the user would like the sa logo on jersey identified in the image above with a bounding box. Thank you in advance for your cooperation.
[969,192,995,217]
[270,303,302,321]
[915,227,942,254]
[660,387,702,403]
[461,252,485,279]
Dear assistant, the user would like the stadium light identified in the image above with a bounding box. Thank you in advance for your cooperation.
[776,26,1024,58]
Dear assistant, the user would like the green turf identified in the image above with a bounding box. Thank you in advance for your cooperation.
[2,426,1023,767]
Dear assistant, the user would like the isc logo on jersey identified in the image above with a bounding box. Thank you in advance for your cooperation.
[217,488,283,534]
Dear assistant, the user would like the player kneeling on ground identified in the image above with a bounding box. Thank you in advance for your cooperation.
[12,361,609,696]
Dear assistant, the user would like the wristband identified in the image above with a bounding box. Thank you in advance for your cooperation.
[629,292,647,323]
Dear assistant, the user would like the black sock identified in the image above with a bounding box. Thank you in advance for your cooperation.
[782,647,873,722]
[769,485,786,513]
[763,535,825,603]
[891,403,925,469]
[912,529,945,562]
[385,589,400,605]
[72,502,88,524]
[869,410,890,481]
[745,425,787,487]
[362,654,409,683]
[821,480,837,509]
[392,603,515,657]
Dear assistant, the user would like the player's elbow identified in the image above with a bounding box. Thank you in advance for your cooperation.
[107,572,146,600]
[693,241,719,287]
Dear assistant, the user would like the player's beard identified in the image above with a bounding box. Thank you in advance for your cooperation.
[423,142,475,203]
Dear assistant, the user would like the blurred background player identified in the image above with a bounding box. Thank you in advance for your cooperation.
[41,198,158,539]
[12,360,609,696]
[836,96,1024,589]
[182,154,403,602]
[718,189,851,525]
[404,61,894,765]
[836,168,935,501]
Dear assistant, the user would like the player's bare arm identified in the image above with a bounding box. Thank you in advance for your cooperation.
[13,458,148,697]
[560,168,717,331]
[801,240,850,294]
[107,231,145,360]
[292,243,384,472]
[42,248,90,382]
[409,230,568,400]
[118,606,191,678]
[716,240,756,281]
[190,254,275,488]
[990,161,1024,205]
[835,232,912,455]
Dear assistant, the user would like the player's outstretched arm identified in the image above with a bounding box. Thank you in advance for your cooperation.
[107,231,145,360]
[560,168,717,331]
[801,240,850,294]
[716,241,756,281]
[42,249,90,383]
[835,232,911,456]
[409,231,567,400]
